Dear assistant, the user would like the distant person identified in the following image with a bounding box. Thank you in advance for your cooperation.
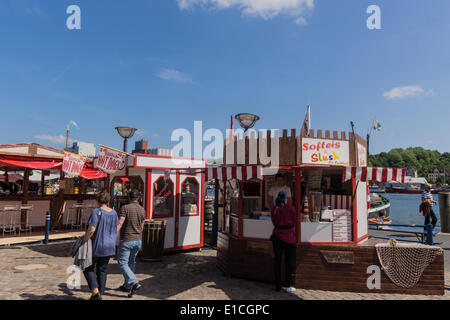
[82,190,119,300]
[420,185,438,230]
[10,182,18,195]
[117,189,146,298]
[271,190,297,293]
[268,173,292,210]
[0,187,5,195]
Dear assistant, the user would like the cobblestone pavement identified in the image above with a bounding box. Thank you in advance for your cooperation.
[0,241,449,300]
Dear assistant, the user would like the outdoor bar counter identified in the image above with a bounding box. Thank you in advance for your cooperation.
[0,143,106,233]
[211,127,444,295]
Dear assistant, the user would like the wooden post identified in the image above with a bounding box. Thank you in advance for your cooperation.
[238,181,243,238]
[76,177,86,226]
[51,171,65,230]
[21,168,30,230]
[41,170,45,197]
[295,167,302,243]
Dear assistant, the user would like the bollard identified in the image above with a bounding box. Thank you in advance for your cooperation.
[426,224,433,245]
[44,211,51,244]
[438,192,450,233]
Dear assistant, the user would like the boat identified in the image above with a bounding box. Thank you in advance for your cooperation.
[369,185,386,193]
[368,193,391,224]
[385,177,431,194]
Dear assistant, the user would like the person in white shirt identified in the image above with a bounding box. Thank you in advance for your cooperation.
[268,173,292,210]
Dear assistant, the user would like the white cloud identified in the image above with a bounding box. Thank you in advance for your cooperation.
[34,135,72,145]
[177,0,314,25]
[383,85,436,100]
[34,135,92,147]
[156,68,194,84]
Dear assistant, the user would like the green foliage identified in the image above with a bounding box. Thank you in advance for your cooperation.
[369,147,450,179]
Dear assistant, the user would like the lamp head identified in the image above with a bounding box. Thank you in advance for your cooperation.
[235,113,260,132]
[115,127,137,139]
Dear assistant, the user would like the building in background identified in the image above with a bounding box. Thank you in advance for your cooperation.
[428,168,450,182]
[133,139,149,154]
[132,139,171,157]
[68,141,96,158]
[405,168,418,178]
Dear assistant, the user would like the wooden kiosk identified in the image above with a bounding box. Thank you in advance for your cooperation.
[108,153,207,252]
[212,128,444,295]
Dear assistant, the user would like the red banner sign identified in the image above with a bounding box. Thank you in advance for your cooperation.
[96,145,127,174]
[62,151,87,177]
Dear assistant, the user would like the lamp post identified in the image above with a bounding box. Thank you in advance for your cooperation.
[115,127,137,153]
[367,118,381,164]
[235,113,260,132]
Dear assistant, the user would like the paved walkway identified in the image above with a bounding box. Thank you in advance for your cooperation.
[0,240,449,300]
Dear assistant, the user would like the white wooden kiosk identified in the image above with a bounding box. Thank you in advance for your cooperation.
[109,154,207,252]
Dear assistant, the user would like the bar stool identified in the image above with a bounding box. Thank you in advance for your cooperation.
[19,204,34,235]
[66,203,86,230]
[1,205,20,237]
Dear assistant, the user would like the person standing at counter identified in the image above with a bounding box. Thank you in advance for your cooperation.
[271,190,296,293]
[268,173,292,210]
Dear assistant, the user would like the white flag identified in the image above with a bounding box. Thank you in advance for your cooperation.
[67,120,78,130]
[302,105,311,136]
[372,119,381,131]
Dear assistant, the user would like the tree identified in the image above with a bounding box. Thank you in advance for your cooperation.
[369,147,449,179]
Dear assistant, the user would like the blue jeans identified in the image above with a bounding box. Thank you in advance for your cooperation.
[118,240,141,289]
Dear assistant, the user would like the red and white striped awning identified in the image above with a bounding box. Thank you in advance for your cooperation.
[206,165,263,181]
[343,167,406,183]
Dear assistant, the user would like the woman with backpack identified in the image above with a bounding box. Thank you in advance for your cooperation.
[81,190,119,300]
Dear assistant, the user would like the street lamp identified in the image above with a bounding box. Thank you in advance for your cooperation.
[115,127,137,153]
[235,113,260,132]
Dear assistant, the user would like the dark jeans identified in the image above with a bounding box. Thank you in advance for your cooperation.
[425,208,438,229]
[83,256,111,294]
[271,235,294,289]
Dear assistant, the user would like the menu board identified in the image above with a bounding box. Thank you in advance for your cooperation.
[357,143,367,167]
[332,209,352,242]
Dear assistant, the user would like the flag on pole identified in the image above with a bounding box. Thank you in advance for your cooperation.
[302,105,311,136]
[372,119,382,131]
[67,120,78,130]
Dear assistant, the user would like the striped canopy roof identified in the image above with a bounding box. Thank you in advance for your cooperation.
[206,165,263,181]
[343,167,406,184]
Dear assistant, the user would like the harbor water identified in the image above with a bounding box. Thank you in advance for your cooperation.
[384,193,441,232]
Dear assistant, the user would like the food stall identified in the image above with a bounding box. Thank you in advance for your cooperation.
[108,153,207,252]
[0,143,106,234]
[213,128,444,295]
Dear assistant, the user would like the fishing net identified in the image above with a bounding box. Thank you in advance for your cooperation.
[375,242,443,288]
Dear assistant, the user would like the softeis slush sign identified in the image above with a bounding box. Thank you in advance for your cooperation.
[301,138,350,166]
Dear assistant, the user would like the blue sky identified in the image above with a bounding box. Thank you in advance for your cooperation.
[0,0,449,155]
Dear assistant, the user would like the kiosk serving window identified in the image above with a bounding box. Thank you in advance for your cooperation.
[111,176,144,210]
[242,180,265,220]
[153,176,174,217]
[181,177,199,216]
